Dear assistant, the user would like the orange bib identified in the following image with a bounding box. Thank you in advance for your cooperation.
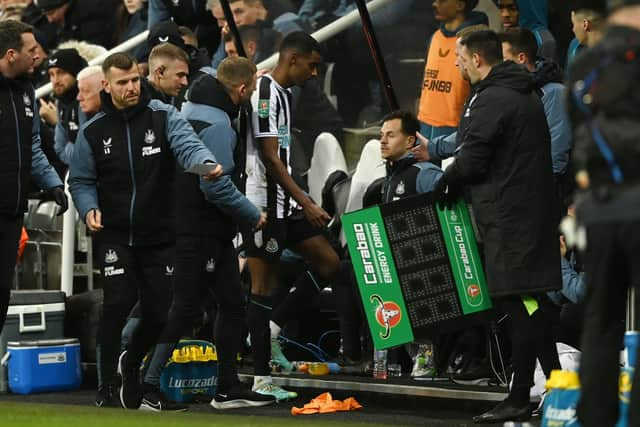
[417,31,470,128]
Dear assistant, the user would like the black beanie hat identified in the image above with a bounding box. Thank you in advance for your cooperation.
[47,48,87,77]
[147,21,187,51]
[35,0,70,12]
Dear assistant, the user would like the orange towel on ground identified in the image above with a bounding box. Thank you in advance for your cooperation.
[291,392,362,416]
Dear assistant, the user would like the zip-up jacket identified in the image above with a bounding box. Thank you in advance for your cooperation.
[0,75,62,217]
[533,58,571,175]
[69,86,215,246]
[180,74,260,240]
[381,154,443,203]
[53,85,86,165]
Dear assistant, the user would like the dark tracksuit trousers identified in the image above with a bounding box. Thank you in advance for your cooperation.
[496,294,560,405]
[146,236,245,392]
[577,222,640,427]
[96,242,174,386]
[0,215,22,333]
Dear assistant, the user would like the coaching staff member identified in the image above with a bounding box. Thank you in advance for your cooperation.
[69,52,222,409]
[0,20,67,334]
[436,30,562,423]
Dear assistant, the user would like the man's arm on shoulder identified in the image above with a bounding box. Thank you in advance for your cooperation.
[428,131,458,162]
[445,93,502,183]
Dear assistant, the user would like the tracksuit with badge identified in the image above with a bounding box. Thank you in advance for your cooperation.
[69,85,218,404]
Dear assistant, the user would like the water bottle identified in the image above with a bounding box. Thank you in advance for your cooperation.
[412,343,435,377]
[624,331,639,368]
[373,349,388,380]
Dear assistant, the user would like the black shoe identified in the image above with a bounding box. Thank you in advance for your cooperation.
[332,356,369,376]
[139,384,188,412]
[210,382,275,410]
[95,384,120,408]
[472,400,532,424]
[117,350,142,409]
[450,361,500,386]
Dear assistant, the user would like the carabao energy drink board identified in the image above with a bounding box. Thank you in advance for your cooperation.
[343,193,491,350]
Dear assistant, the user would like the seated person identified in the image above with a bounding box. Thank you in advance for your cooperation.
[335,110,443,366]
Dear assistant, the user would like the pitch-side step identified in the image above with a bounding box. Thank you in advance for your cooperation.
[237,372,507,402]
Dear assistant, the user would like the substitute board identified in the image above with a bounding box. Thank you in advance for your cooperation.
[343,193,491,350]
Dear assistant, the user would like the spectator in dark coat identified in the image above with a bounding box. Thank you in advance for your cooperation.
[115,0,148,60]
[147,0,218,57]
[35,0,120,49]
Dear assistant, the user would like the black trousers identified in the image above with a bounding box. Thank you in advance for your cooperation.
[333,259,365,360]
[96,242,174,385]
[577,222,640,427]
[496,294,560,404]
[0,214,22,333]
[155,236,245,391]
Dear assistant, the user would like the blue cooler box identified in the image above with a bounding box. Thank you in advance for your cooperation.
[5,338,82,394]
[0,290,66,392]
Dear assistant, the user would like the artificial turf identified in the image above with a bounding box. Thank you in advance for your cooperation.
[0,401,382,427]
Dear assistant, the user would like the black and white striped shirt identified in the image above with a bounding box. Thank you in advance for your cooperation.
[246,74,298,219]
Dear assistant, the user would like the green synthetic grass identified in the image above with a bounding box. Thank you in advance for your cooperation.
[0,402,381,427]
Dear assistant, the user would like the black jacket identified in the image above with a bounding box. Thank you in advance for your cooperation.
[0,76,62,216]
[382,155,442,203]
[363,156,443,207]
[69,86,215,246]
[568,26,640,225]
[444,61,561,297]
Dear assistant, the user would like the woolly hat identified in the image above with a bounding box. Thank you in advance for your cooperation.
[47,48,88,77]
[147,21,187,51]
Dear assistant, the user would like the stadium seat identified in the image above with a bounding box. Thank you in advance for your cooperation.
[308,132,347,206]
[325,175,351,241]
[344,139,385,215]
[321,170,349,218]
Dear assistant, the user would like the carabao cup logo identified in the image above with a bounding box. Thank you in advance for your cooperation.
[467,284,480,298]
[465,283,484,307]
[371,295,401,339]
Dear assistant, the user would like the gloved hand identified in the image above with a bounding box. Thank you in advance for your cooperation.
[434,174,462,210]
[48,186,68,216]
